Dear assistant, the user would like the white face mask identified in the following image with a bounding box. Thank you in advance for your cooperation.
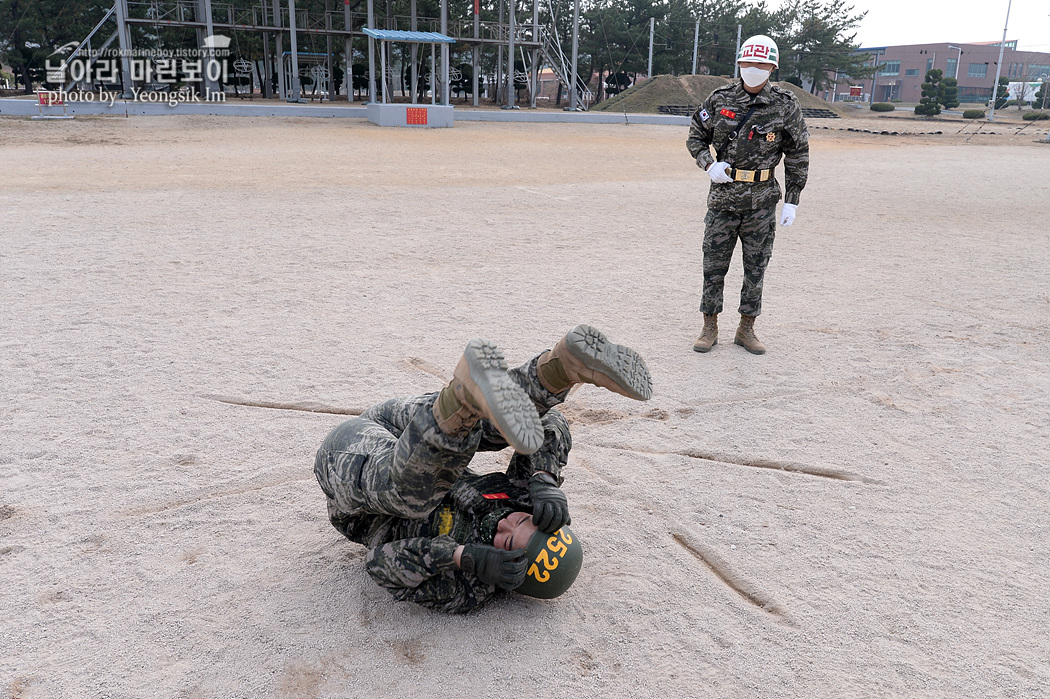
[740,66,772,88]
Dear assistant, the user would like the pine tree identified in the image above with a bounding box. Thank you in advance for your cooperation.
[914,68,943,116]
[939,76,959,109]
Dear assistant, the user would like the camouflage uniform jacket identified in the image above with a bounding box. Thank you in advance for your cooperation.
[687,81,810,212]
[332,468,533,614]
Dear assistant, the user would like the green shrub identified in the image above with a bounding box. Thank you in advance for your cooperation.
[962,109,986,119]
[870,102,895,112]
[1022,111,1050,121]
[890,99,903,103]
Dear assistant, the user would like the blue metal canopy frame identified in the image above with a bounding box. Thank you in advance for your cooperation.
[365,0,454,106]
[362,28,456,44]
[365,23,455,105]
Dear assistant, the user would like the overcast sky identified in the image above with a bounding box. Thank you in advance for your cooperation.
[763,0,1050,52]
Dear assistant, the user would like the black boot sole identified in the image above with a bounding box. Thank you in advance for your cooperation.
[463,339,544,454]
[564,325,653,400]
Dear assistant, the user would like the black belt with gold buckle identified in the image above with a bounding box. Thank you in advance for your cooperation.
[728,168,774,183]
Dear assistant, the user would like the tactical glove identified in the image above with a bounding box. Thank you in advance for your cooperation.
[459,544,528,590]
[779,203,797,227]
[706,161,734,184]
[529,471,571,534]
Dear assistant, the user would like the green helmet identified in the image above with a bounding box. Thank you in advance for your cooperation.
[513,526,583,599]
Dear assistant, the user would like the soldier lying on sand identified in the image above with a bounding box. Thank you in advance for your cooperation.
[313,325,652,613]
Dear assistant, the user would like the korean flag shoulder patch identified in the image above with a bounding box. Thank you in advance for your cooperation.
[699,108,710,122]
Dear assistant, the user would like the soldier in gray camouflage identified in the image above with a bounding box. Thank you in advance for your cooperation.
[313,325,652,613]
[687,34,809,355]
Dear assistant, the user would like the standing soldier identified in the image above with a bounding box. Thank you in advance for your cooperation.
[687,34,809,354]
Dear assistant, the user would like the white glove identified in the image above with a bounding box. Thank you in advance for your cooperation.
[706,161,734,184]
[779,203,797,227]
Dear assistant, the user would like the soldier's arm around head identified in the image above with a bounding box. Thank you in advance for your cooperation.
[364,535,498,614]
[780,94,810,205]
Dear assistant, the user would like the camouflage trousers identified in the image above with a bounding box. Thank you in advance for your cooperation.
[700,205,777,317]
[313,353,572,522]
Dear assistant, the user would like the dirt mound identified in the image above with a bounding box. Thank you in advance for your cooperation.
[591,74,851,116]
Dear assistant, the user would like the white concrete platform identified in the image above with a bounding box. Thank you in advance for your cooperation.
[366,102,454,128]
[0,97,689,126]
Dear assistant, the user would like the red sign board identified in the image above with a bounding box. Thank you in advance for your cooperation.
[406,107,428,125]
[849,85,862,97]
[38,92,63,106]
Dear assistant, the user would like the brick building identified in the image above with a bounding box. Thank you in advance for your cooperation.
[819,40,1050,104]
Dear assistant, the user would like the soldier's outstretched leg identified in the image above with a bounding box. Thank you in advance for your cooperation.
[468,351,574,488]
[473,325,648,480]
[534,324,653,401]
[432,338,544,454]
[314,338,544,526]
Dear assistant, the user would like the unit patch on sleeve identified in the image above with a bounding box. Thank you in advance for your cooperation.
[699,108,710,122]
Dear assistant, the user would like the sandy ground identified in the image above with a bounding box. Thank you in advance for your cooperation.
[1,114,1048,699]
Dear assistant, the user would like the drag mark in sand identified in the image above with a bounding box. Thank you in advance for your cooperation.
[402,357,449,383]
[121,475,314,516]
[595,444,884,485]
[202,394,365,416]
[672,531,792,622]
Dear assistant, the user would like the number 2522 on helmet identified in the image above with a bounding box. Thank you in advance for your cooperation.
[514,526,583,600]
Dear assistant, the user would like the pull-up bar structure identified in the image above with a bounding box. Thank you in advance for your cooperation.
[363,28,456,127]
[59,0,590,112]
[362,29,455,105]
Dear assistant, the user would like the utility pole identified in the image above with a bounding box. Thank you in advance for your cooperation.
[505,0,515,108]
[569,0,579,110]
[472,0,479,106]
[366,0,376,102]
[948,44,963,79]
[648,18,655,79]
[497,0,503,103]
[733,24,741,78]
[441,0,449,105]
[410,0,417,102]
[691,20,699,74]
[319,0,332,102]
[869,48,882,104]
[530,0,539,108]
[114,0,134,97]
[273,0,286,100]
[287,0,301,101]
[344,0,352,101]
[988,0,1012,122]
